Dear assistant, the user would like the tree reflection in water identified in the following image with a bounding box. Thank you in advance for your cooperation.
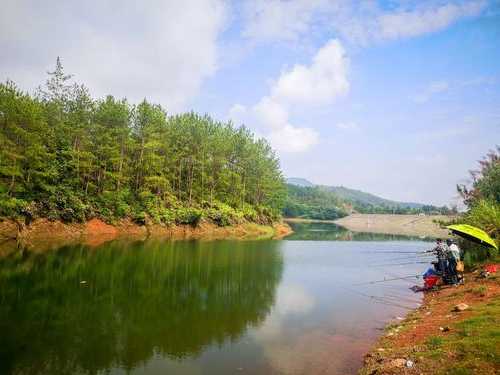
[286,222,429,241]
[0,239,283,375]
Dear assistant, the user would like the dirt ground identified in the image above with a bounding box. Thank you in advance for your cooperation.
[0,218,293,254]
[360,267,500,375]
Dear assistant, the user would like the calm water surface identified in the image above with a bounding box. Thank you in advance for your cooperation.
[0,222,432,375]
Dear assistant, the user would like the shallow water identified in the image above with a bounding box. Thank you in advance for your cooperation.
[0,222,433,375]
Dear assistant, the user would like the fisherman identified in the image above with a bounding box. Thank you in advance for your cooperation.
[427,238,448,278]
[446,239,460,285]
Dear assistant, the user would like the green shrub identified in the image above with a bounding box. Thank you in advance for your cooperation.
[464,200,500,239]
[204,201,240,226]
[132,211,147,225]
[459,199,500,266]
[0,194,27,217]
[175,207,202,225]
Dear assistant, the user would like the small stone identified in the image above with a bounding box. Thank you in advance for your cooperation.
[454,303,469,312]
[377,348,385,352]
[425,311,431,316]
[387,332,394,336]
[396,316,404,320]
[406,360,414,368]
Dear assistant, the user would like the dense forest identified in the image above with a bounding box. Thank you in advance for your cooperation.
[283,184,347,220]
[0,59,285,226]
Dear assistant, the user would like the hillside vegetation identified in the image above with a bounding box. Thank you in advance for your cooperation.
[282,184,347,220]
[0,59,285,227]
[284,178,453,220]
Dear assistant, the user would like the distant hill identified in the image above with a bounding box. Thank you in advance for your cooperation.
[324,186,424,209]
[286,177,314,187]
[284,178,449,218]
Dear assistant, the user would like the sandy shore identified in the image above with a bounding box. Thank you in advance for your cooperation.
[285,214,451,238]
[286,214,450,237]
[333,214,451,237]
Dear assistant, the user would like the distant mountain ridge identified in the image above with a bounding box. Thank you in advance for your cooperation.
[286,177,314,187]
[286,177,426,209]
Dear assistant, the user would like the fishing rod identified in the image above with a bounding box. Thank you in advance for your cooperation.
[343,286,416,310]
[369,261,430,267]
[353,274,421,286]
[385,254,434,261]
[381,292,421,304]
[361,250,428,254]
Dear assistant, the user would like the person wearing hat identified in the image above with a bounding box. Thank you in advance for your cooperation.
[428,238,448,277]
[446,239,461,285]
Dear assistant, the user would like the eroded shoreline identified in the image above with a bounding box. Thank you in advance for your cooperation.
[0,217,292,254]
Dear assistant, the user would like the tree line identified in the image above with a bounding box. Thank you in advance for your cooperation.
[283,183,455,221]
[0,59,286,226]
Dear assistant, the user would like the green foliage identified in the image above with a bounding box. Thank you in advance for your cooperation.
[455,146,500,265]
[464,199,500,239]
[0,60,285,225]
[175,207,203,225]
[0,240,284,373]
[458,146,500,207]
[415,297,500,374]
[285,182,452,217]
[205,201,240,227]
[425,336,443,350]
[283,184,348,220]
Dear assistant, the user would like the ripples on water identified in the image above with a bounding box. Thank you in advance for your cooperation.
[0,222,432,374]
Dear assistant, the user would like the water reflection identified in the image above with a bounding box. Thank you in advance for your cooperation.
[0,223,430,375]
[0,240,283,375]
[286,221,429,241]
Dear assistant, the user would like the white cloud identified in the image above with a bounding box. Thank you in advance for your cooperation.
[336,122,360,131]
[268,125,319,153]
[254,97,290,130]
[378,1,486,40]
[250,284,315,342]
[240,0,487,46]
[336,0,487,45]
[242,0,327,42]
[228,103,248,123]
[412,80,450,103]
[0,0,227,112]
[227,39,348,153]
[272,40,349,105]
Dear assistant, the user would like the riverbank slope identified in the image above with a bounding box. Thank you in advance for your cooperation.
[360,269,500,374]
[333,214,451,238]
[0,218,292,254]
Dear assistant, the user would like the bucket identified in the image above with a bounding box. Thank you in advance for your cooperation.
[485,264,498,273]
[424,275,439,289]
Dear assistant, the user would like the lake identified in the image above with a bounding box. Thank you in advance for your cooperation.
[0,222,434,375]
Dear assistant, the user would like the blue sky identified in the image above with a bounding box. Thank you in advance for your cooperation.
[1,0,499,205]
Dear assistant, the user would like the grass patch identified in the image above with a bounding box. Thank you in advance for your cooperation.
[416,297,500,374]
[426,336,444,350]
[470,285,488,297]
